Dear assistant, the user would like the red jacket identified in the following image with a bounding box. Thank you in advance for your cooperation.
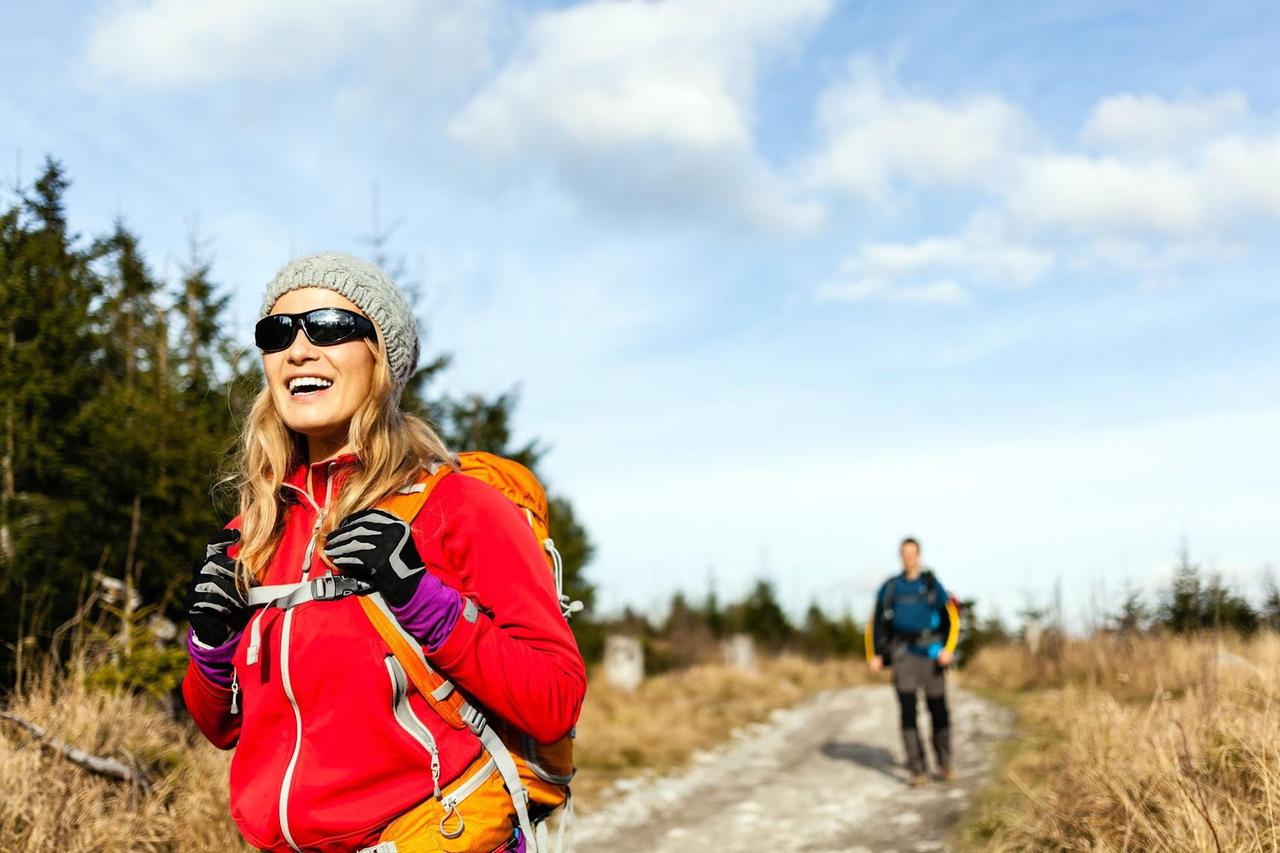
[182,453,586,852]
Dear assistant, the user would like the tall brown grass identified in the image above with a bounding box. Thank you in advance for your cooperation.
[0,656,247,852]
[0,649,867,849]
[958,632,1280,851]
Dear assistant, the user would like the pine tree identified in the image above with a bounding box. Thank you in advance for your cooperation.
[178,226,229,395]
[728,579,794,652]
[1261,571,1280,632]
[801,602,842,659]
[1162,543,1203,633]
[1111,582,1150,635]
[1201,572,1258,634]
[0,160,104,653]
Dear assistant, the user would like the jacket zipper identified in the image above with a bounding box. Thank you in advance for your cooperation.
[441,757,497,812]
[230,668,240,715]
[276,464,335,853]
[385,654,443,799]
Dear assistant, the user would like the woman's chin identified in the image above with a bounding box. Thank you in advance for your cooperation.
[283,412,347,440]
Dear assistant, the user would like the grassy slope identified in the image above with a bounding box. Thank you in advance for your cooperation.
[953,633,1280,852]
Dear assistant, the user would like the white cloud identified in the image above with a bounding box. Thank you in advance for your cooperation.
[82,0,491,93]
[448,0,831,232]
[804,56,1031,200]
[1205,133,1280,220]
[818,216,1052,305]
[1007,154,1208,236]
[815,78,1280,303]
[1008,124,1280,244]
[1082,91,1248,153]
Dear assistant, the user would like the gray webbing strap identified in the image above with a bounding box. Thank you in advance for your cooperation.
[463,703,538,853]
[246,573,370,610]
[246,581,311,609]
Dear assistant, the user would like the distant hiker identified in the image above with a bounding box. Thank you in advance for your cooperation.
[182,252,585,852]
[865,537,959,787]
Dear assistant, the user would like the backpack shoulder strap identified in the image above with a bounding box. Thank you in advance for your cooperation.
[921,570,939,607]
[881,576,898,620]
[363,459,542,849]
[374,462,452,526]
[355,463,471,729]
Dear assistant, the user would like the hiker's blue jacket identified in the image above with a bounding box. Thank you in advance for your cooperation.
[865,570,960,661]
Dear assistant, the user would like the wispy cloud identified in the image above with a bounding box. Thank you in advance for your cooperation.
[812,66,1280,303]
[804,56,1032,201]
[818,214,1052,305]
[448,0,831,232]
[1081,91,1249,153]
[81,0,493,95]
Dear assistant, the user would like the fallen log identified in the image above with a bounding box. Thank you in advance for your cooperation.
[0,710,151,793]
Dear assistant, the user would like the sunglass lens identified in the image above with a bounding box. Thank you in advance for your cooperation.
[302,308,358,345]
[254,315,297,352]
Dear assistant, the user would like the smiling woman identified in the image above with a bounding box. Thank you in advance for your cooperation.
[180,252,586,853]
[259,293,380,462]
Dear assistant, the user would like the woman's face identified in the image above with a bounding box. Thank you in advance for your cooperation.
[262,287,378,459]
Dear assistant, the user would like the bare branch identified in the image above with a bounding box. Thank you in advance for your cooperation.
[0,711,151,793]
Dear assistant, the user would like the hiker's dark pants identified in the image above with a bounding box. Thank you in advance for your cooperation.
[891,648,950,774]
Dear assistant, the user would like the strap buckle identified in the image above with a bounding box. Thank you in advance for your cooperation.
[460,702,488,736]
[309,572,363,602]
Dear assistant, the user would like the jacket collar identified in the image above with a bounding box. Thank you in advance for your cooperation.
[281,451,361,508]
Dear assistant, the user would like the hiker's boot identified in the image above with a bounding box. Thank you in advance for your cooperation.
[908,772,929,788]
[940,765,956,782]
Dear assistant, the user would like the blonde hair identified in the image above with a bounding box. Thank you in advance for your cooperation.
[228,333,453,586]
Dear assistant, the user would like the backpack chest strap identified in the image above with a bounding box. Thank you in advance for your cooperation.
[246,572,371,610]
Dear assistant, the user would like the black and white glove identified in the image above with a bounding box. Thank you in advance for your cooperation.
[323,509,427,608]
[185,528,249,647]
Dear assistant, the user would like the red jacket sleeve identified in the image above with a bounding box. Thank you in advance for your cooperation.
[419,475,587,744]
[182,659,241,749]
[182,516,243,750]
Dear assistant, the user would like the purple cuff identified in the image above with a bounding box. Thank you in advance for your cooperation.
[187,628,240,689]
[389,575,463,653]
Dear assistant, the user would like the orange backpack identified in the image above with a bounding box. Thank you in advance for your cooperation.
[362,452,579,849]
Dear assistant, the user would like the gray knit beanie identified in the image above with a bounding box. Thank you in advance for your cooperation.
[261,251,420,392]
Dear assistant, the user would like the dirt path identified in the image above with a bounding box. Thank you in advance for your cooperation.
[572,686,1013,852]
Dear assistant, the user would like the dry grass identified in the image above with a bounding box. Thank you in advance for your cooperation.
[0,650,868,849]
[957,632,1280,852]
[0,657,247,852]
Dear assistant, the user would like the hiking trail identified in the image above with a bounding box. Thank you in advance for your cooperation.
[573,686,1013,852]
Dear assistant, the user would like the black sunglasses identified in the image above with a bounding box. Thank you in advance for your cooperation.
[255,308,378,353]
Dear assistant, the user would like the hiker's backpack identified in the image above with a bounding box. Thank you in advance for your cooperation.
[879,571,961,659]
[362,452,579,849]
[880,570,940,624]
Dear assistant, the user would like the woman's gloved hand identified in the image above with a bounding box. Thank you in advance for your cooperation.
[185,528,249,648]
[323,509,464,650]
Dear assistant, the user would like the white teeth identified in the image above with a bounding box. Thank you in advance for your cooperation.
[288,377,334,393]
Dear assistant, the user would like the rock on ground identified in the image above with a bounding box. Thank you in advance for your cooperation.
[570,686,1012,852]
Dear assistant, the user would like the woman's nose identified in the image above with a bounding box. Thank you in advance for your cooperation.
[286,328,319,362]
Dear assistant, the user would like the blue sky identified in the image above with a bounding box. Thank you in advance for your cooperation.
[3,0,1279,627]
